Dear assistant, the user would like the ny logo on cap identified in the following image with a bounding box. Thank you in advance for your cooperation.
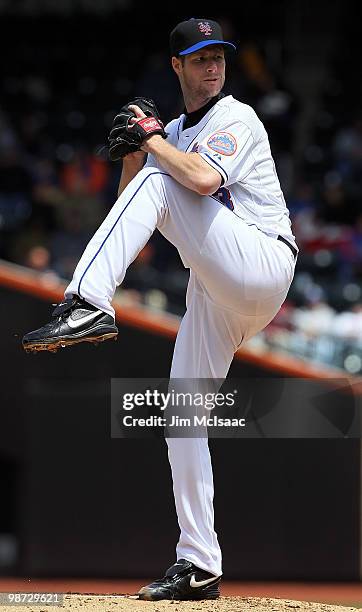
[198,21,212,36]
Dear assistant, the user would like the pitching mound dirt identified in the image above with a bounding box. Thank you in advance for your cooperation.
[2,594,359,612]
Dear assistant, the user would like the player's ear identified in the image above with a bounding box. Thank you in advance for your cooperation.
[172,56,182,76]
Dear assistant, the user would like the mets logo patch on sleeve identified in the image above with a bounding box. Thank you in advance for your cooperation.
[207,132,237,156]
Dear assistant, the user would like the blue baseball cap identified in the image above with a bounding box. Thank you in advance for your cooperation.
[170,18,236,57]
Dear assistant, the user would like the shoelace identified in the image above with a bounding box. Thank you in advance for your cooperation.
[154,576,172,584]
[153,574,179,585]
[51,299,77,320]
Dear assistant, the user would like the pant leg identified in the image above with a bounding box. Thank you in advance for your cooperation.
[65,165,235,317]
[65,169,169,316]
[166,261,295,577]
[166,273,248,577]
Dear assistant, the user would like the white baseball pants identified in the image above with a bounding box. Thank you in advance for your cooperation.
[65,167,296,576]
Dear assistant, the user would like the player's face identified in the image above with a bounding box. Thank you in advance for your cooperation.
[173,46,226,110]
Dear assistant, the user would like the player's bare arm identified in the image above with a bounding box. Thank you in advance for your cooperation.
[117,151,146,197]
[145,133,222,196]
[128,105,222,196]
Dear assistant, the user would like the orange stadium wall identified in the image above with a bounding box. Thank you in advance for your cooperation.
[0,284,360,580]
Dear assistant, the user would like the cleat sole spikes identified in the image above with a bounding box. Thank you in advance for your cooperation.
[23,332,118,354]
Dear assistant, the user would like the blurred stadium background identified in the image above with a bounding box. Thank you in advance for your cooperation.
[1,0,362,606]
[1,0,362,372]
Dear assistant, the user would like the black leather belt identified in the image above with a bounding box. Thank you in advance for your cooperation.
[277,235,298,259]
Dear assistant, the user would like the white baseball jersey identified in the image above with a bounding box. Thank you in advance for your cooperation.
[146,94,297,247]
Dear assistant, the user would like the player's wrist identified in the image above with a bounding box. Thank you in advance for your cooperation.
[141,134,165,153]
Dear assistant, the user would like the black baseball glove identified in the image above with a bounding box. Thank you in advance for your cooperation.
[108,97,166,161]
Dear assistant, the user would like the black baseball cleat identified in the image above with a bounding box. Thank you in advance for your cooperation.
[137,559,221,601]
[22,296,118,353]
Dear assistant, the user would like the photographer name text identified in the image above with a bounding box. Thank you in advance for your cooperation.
[122,415,246,427]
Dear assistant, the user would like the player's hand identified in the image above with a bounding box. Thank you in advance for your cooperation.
[108,97,166,161]
[128,105,161,151]
[128,104,147,122]
[128,104,164,152]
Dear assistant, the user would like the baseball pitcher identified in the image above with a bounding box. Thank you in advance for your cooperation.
[23,18,298,600]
